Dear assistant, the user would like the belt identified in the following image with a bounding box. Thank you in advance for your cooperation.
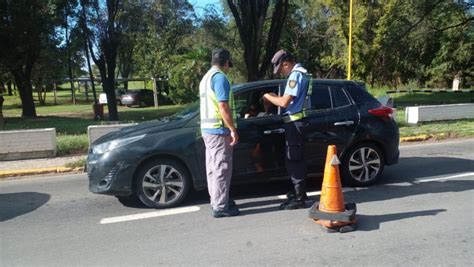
[282,111,306,123]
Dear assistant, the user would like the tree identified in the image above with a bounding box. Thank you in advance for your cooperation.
[80,0,122,121]
[133,0,195,80]
[116,1,147,90]
[0,0,58,117]
[227,0,290,81]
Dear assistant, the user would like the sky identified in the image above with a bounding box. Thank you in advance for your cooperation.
[190,0,222,17]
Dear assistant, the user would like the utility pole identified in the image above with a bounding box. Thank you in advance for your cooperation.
[347,0,353,80]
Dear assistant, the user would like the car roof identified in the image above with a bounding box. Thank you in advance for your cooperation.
[232,79,356,93]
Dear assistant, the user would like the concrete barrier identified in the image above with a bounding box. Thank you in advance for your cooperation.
[0,128,56,161]
[88,123,137,145]
[405,103,474,124]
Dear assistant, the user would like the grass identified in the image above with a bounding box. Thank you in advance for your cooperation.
[65,157,87,168]
[57,134,89,156]
[399,119,474,139]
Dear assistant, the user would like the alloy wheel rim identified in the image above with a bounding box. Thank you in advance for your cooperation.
[142,164,184,204]
[348,147,381,182]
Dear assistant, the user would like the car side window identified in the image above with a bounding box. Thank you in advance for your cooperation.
[311,85,332,110]
[234,86,279,119]
[345,85,374,103]
[330,86,351,108]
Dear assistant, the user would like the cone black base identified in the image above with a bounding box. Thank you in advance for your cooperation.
[308,202,357,222]
[319,224,356,233]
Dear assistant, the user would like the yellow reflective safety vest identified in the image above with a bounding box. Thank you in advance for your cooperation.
[199,67,237,129]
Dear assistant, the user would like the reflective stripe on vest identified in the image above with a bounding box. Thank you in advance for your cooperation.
[285,71,313,123]
[199,67,237,129]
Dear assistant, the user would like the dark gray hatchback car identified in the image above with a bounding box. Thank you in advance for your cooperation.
[87,79,399,208]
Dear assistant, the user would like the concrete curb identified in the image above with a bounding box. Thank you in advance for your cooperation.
[0,166,84,178]
[400,134,432,142]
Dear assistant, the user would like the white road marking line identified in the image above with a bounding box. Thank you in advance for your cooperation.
[417,172,474,183]
[100,206,201,224]
[100,173,473,224]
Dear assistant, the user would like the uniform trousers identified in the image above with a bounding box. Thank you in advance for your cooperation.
[283,120,308,186]
[202,133,233,211]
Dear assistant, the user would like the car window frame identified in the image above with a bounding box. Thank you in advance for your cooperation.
[234,84,281,121]
[328,85,353,109]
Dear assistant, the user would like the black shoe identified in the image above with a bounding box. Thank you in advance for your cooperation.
[279,198,307,210]
[227,199,237,209]
[212,206,240,218]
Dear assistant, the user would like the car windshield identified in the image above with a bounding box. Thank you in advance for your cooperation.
[169,101,199,120]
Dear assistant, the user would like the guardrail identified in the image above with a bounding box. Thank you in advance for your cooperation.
[387,89,474,94]
[405,103,474,124]
[0,128,56,161]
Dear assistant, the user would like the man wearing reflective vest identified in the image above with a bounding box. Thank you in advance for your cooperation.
[263,49,312,210]
[200,48,240,218]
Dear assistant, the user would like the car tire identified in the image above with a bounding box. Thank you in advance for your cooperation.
[126,104,131,108]
[341,142,385,187]
[135,159,191,209]
[116,100,122,106]
[139,101,146,107]
[116,195,143,208]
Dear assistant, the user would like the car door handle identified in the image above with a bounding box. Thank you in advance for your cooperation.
[264,128,285,134]
[334,121,354,126]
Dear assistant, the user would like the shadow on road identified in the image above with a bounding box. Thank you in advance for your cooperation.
[356,209,447,231]
[0,192,50,222]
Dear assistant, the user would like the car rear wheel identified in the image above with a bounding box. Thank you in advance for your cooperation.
[341,143,384,186]
[135,159,191,208]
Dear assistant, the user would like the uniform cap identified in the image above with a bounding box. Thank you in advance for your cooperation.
[271,49,292,74]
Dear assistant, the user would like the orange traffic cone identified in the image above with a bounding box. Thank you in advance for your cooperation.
[308,145,357,233]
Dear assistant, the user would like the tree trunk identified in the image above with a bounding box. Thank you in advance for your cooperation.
[0,95,4,130]
[35,79,46,105]
[12,70,37,118]
[7,81,13,96]
[227,0,289,82]
[103,77,118,121]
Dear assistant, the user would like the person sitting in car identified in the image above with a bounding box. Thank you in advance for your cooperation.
[244,99,275,118]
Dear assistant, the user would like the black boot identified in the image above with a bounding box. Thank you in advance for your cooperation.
[279,184,307,210]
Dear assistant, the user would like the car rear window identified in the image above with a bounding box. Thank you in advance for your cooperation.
[311,85,332,110]
[345,84,375,103]
[330,86,351,108]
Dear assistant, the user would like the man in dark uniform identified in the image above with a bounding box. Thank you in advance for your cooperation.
[262,49,311,210]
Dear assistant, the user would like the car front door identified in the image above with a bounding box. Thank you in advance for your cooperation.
[232,85,287,183]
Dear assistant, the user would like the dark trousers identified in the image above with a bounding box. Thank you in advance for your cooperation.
[283,120,308,186]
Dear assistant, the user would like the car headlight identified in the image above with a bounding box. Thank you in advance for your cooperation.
[92,134,146,154]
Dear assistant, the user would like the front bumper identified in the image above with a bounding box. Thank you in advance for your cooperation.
[87,150,137,196]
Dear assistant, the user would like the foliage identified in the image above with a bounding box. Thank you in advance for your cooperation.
[168,49,210,104]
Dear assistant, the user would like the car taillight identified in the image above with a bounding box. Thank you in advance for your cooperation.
[368,106,393,120]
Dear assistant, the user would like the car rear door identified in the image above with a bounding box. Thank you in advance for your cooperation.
[324,83,359,154]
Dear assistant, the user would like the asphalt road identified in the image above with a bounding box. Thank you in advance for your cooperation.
[1,139,473,266]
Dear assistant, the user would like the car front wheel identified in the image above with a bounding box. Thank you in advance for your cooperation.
[341,143,385,186]
[135,159,191,208]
